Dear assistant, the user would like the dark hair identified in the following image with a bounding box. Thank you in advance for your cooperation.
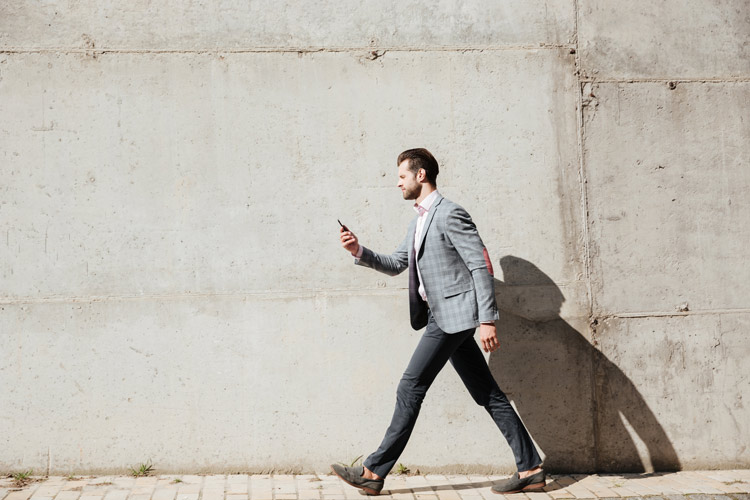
[397,148,439,186]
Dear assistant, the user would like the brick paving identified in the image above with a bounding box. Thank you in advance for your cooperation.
[1,471,749,500]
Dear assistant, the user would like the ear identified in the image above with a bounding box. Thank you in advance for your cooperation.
[418,169,426,182]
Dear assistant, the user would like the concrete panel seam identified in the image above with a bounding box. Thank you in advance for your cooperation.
[0,289,411,305]
[0,44,575,55]
[0,284,587,305]
[581,77,750,83]
[612,309,750,318]
[572,22,592,322]
[588,310,750,330]
[573,0,600,472]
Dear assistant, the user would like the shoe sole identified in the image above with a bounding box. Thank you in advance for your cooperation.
[492,481,546,494]
[330,466,382,496]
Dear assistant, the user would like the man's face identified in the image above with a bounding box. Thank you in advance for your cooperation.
[397,160,422,201]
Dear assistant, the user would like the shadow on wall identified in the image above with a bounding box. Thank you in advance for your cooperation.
[488,256,681,473]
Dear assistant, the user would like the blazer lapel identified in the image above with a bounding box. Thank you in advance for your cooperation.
[406,218,418,266]
[416,194,443,255]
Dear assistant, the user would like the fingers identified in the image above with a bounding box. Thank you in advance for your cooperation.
[339,230,358,251]
[481,337,500,353]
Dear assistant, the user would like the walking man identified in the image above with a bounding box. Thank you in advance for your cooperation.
[332,148,545,495]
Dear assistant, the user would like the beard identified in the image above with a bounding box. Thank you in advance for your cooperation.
[402,184,421,200]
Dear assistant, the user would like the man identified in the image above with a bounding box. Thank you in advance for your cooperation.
[332,148,545,496]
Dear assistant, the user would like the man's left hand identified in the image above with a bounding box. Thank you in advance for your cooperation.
[479,322,500,353]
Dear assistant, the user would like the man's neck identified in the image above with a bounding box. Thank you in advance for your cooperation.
[415,184,437,205]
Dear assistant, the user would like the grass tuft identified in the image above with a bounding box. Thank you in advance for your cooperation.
[9,470,33,487]
[395,463,411,475]
[129,460,155,477]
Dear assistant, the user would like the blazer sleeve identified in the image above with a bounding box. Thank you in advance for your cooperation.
[444,206,500,323]
[354,230,410,276]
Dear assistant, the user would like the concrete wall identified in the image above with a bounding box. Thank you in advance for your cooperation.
[1,0,748,474]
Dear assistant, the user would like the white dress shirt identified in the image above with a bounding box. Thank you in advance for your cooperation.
[413,190,440,301]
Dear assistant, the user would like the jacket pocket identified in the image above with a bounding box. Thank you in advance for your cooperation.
[443,280,474,298]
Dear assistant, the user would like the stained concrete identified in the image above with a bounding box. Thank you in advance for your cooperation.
[596,313,750,471]
[0,49,585,473]
[0,50,582,304]
[1,0,749,475]
[0,0,576,49]
[1,293,529,473]
[579,0,750,79]
[583,81,750,315]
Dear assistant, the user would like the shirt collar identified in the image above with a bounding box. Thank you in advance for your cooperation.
[413,190,440,216]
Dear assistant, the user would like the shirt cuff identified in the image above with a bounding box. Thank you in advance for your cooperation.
[352,245,364,259]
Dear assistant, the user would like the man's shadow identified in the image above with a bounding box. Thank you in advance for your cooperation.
[488,256,681,473]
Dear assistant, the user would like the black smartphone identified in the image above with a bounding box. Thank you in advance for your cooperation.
[337,219,350,232]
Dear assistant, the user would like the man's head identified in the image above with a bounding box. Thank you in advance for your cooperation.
[397,148,439,201]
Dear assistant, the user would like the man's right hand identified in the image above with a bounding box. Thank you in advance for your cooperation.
[340,227,360,256]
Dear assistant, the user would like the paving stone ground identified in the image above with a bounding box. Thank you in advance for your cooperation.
[1,471,749,500]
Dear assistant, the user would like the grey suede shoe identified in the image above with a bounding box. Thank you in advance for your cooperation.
[330,464,384,496]
[491,470,546,494]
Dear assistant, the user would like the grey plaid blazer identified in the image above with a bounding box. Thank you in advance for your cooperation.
[356,194,499,333]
